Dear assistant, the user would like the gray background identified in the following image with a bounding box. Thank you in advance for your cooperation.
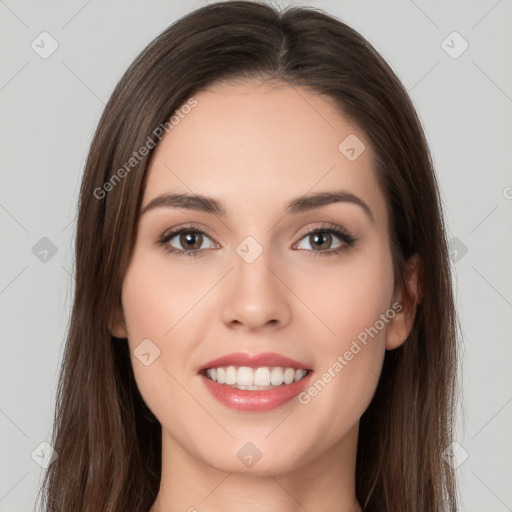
[1,0,511,510]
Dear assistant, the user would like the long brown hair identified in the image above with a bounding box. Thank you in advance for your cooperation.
[37,1,460,510]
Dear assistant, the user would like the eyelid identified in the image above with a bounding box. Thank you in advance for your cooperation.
[158,223,217,244]
[294,222,353,242]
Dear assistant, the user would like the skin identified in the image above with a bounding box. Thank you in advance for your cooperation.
[110,80,420,512]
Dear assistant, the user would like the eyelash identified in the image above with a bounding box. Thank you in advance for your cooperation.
[156,222,358,258]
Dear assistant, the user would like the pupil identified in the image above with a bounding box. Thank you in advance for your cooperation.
[181,232,202,250]
[312,232,331,250]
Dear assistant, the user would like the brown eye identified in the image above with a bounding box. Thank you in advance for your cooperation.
[179,231,204,250]
[160,229,217,254]
[309,232,333,251]
[297,230,344,252]
[293,225,357,256]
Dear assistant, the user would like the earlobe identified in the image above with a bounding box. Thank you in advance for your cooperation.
[385,253,422,350]
[109,304,128,339]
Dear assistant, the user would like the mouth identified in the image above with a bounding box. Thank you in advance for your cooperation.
[200,366,311,390]
[198,352,313,411]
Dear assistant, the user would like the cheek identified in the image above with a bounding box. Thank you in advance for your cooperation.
[119,255,207,441]
[119,249,197,396]
[296,240,394,352]
[328,267,394,352]
[291,243,393,426]
[121,247,207,342]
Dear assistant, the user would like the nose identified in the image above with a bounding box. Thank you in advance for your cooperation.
[220,245,292,332]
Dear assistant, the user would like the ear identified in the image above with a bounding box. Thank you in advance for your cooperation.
[109,302,128,339]
[385,253,422,350]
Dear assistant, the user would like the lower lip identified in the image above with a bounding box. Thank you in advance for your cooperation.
[200,372,312,411]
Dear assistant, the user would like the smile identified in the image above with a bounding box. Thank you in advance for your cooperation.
[198,352,313,411]
[202,366,310,390]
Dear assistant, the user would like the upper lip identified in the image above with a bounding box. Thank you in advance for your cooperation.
[198,352,311,372]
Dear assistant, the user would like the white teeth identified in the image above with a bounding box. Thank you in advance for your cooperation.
[294,369,307,382]
[204,366,309,389]
[270,367,284,386]
[254,367,271,387]
[237,366,254,386]
[225,366,237,385]
[284,367,295,384]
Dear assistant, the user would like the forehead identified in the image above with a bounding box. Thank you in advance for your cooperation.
[142,80,386,224]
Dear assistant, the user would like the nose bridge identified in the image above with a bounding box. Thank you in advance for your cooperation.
[234,238,274,292]
[220,234,291,330]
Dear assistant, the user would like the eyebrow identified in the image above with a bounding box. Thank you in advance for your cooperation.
[140,190,375,223]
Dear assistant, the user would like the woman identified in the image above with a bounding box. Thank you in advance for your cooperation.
[38,1,460,511]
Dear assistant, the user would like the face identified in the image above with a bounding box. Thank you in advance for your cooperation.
[111,80,411,476]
